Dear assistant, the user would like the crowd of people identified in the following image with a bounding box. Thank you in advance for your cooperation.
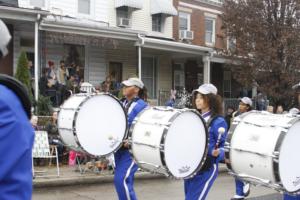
[38,60,122,107]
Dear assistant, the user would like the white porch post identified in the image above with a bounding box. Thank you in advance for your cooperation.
[34,14,40,101]
[203,54,211,84]
[138,45,142,78]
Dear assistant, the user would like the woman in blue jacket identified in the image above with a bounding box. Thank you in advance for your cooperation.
[184,83,228,200]
[114,77,148,200]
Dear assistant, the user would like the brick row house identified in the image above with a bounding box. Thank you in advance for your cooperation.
[0,0,240,106]
[172,0,240,98]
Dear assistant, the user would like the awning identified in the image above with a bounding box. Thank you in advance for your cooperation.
[135,37,213,56]
[39,16,147,41]
[115,0,143,9]
[151,0,177,16]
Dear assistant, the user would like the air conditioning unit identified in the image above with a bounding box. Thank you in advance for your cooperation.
[179,30,194,40]
[117,17,130,27]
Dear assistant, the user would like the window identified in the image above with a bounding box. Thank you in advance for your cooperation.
[116,7,131,27]
[142,57,157,99]
[205,17,216,45]
[152,14,162,32]
[179,12,190,31]
[78,0,90,15]
[173,64,185,91]
[223,71,231,98]
[30,0,45,8]
[227,37,236,51]
[116,6,129,19]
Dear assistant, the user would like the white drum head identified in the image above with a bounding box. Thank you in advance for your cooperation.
[279,120,300,193]
[164,111,207,178]
[75,94,127,156]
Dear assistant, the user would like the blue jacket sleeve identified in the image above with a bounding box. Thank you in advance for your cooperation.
[0,86,34,200]
[207,117,228,163]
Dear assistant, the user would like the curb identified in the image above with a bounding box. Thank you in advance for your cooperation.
[33,165,228,188]
[33,172,164,188]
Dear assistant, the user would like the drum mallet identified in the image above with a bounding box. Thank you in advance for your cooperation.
[215,127,225,149]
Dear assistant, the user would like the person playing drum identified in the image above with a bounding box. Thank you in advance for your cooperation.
[230,97,252,200]
[113,77,148,200]
[184,83,228,200]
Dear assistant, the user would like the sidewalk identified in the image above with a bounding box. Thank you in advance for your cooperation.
[33,164,228,188]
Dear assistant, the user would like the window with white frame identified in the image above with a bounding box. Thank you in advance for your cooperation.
[205,17,216,45]
[227,37,236,51]
[179,12,190,30]
[116,6,129,19]
[30,0,45,8]
[142,57,157,99]
[78,0,91,15]
[152,14,163,32]
[116,6,131,27]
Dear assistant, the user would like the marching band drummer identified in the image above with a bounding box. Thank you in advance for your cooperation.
[230,97,252,200]
[113,77,148,200]
[184,83,228,200]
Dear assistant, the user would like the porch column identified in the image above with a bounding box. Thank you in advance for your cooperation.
[34,14,40,101]
[203,54,211,83]
[138,45,142,78]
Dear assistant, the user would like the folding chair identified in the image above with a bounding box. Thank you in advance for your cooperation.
[32,131,60,177]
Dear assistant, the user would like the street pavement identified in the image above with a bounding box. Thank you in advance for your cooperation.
[33,172,282,200]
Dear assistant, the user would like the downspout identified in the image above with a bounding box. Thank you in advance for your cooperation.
[137,33,145,79]
[34,14,40,102]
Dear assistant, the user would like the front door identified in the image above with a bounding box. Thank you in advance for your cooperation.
[109,62,122,83]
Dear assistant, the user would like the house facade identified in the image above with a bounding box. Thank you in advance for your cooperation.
[0,0,239,106]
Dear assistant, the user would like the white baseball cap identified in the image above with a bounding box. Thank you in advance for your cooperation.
[240,97,253,106]
[0,19,11,57]
[122,77,144,89]
[194,83,218,95]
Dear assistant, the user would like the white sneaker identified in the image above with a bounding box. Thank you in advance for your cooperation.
[243,183,250,197]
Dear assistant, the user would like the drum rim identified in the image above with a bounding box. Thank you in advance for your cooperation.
[58,93,128,156]
[129,107,209,179]
[164,109,209,179]
[277,117,300,193]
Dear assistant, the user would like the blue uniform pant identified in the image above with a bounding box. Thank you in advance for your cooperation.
[235,178,246,196]
[284,194,300,200]
[184,164,218,200]
[114,150,138,200]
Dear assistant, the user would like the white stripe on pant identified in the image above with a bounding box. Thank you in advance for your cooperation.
[123,161,135,200]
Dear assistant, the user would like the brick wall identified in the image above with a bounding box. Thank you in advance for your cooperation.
[173,0,226,50]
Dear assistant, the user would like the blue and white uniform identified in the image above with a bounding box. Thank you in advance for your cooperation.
[184,111,228,200]
[284,193,300,200]
[114,97,147,200]
[0,84,34,200]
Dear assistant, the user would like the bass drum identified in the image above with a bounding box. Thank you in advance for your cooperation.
[129,107,208,179]
[58,93,127,156]
[225,111,300,194]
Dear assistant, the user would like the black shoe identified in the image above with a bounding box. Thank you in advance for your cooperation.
[230,198,244,200]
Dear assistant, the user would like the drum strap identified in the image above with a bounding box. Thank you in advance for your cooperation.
[201,115,223,171]
[0,74,32,119]
[206,114,222,129]
[122,97,138,114]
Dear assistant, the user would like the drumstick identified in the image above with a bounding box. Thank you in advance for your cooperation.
[215,127,225,149]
